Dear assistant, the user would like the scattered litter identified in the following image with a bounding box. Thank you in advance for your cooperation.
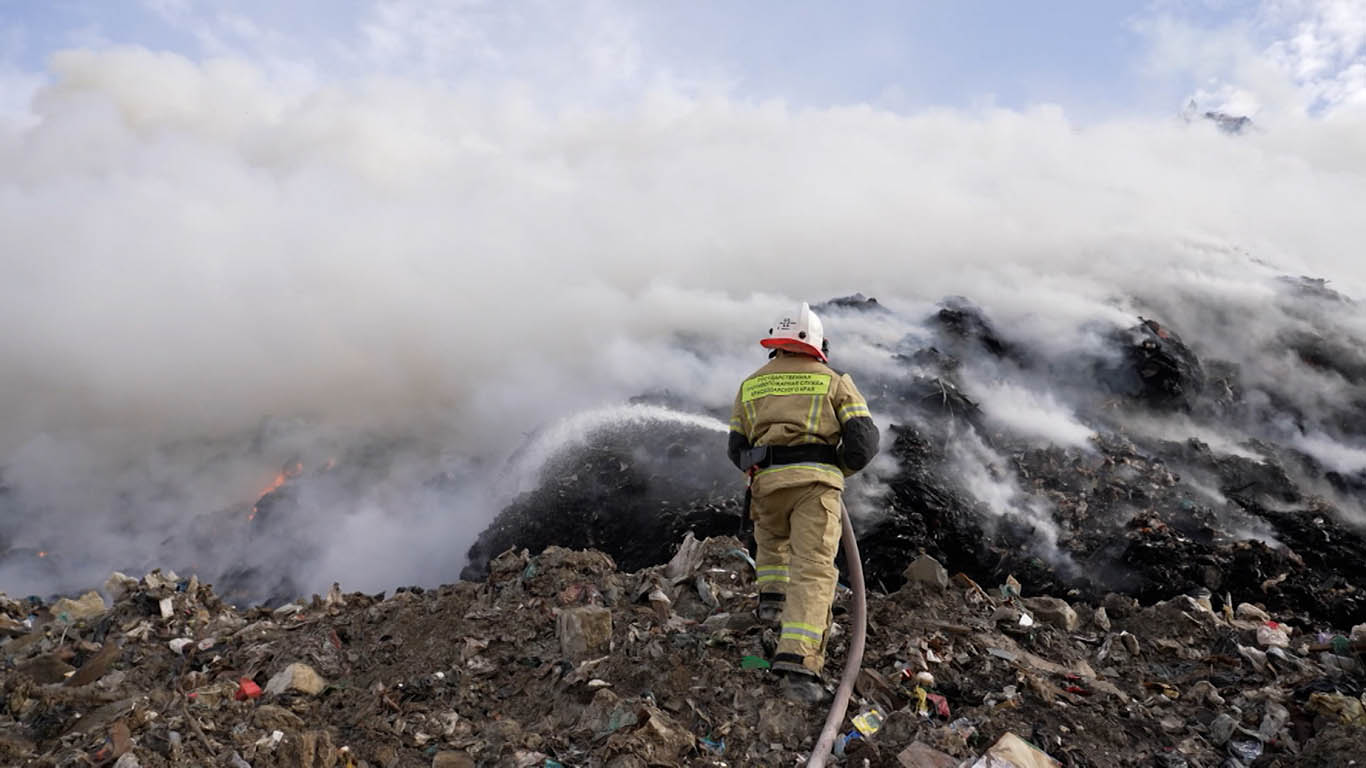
[852,708,884,736]
[970,732,1060,768]
[699,736,725,754]
[1,530,1362,767]
[234,677,262,701]
[1256,621,1290,648]
[899,741,960,768]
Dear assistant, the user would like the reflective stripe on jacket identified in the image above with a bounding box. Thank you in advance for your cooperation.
[727,351,879,493]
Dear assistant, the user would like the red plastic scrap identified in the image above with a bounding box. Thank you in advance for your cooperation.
[1065,685,1090,695]
[926,692,951,718]
[235,677,262,701]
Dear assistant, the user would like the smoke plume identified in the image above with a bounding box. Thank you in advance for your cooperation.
[2,43,1365,600]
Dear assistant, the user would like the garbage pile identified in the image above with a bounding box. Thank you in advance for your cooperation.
[4,534,1364,767]
[465,299,1366,633]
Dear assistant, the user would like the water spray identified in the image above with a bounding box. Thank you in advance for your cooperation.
[499,403,729,495]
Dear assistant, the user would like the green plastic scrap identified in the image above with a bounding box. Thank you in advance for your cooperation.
[699,737,725,754]
[1332,635,1351,655]
[544,761,564,768]
[741,655,771,670]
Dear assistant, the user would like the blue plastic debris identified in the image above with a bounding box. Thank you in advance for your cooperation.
[726,548,757,570]
[833,729,861,757]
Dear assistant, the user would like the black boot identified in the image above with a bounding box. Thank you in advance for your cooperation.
[779,670,830,704]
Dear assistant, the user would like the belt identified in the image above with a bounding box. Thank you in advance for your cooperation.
[740,443,839,470]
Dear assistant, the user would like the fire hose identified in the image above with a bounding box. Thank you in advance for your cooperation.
[806,498,867,768]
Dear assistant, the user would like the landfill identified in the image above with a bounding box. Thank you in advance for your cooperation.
[5,286,1366,765]
[2,534,1364,767]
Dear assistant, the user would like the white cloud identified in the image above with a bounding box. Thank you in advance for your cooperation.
[1144,0,1366,117]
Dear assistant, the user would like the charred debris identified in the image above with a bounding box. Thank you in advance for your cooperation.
[467,287,1366,632]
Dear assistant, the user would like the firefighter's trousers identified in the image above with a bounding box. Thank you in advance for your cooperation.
[750,482,843,676]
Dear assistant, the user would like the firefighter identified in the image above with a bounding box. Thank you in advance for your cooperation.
[727,302,879,701]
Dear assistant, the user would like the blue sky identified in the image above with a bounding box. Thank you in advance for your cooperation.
[6,0,1357,121]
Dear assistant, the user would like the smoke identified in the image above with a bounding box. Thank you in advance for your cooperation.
[946,426,1071,571]
[3,39,1366,599]
[971,382,1096,451]
[1294,431,1366,474]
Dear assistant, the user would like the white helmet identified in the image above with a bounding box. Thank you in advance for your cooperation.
[760,302,827,361]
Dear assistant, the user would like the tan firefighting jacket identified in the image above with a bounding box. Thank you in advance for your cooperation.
[727,351,879,494]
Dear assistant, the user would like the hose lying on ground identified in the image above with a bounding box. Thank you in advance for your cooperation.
[806,499,868,768]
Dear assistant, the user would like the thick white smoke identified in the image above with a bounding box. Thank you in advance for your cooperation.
[2,43,1365,599]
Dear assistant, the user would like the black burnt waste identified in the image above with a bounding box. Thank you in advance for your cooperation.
[467,290,1366,631]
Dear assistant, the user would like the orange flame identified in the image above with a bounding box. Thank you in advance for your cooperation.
[261,462,303,495]
[37,551,47,558]
[247,462,304,522]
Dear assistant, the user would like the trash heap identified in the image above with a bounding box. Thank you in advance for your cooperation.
[463,296,1366,644]
[4,534,1364,767]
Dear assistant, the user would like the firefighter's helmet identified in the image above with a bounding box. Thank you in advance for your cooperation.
[760,303,827,361]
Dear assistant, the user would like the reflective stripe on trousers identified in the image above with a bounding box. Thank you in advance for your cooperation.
[750,482,843,675]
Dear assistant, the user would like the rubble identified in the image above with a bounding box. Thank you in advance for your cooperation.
[898,741,959,767]
[971,732,1059,767]
[263,663,327,697]
[1021,597,1078,632]
[50,592,106,623]
[557,606,613,661]
[905,555,949,591]
[2,534,1363,767]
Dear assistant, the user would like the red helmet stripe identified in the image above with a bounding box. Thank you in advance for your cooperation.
[760,337,827,362]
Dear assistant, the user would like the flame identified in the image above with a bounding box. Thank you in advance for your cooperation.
[260,472,288,496]
[260,462,304,495]
[247,462,304,522]
[37,551,47,558]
